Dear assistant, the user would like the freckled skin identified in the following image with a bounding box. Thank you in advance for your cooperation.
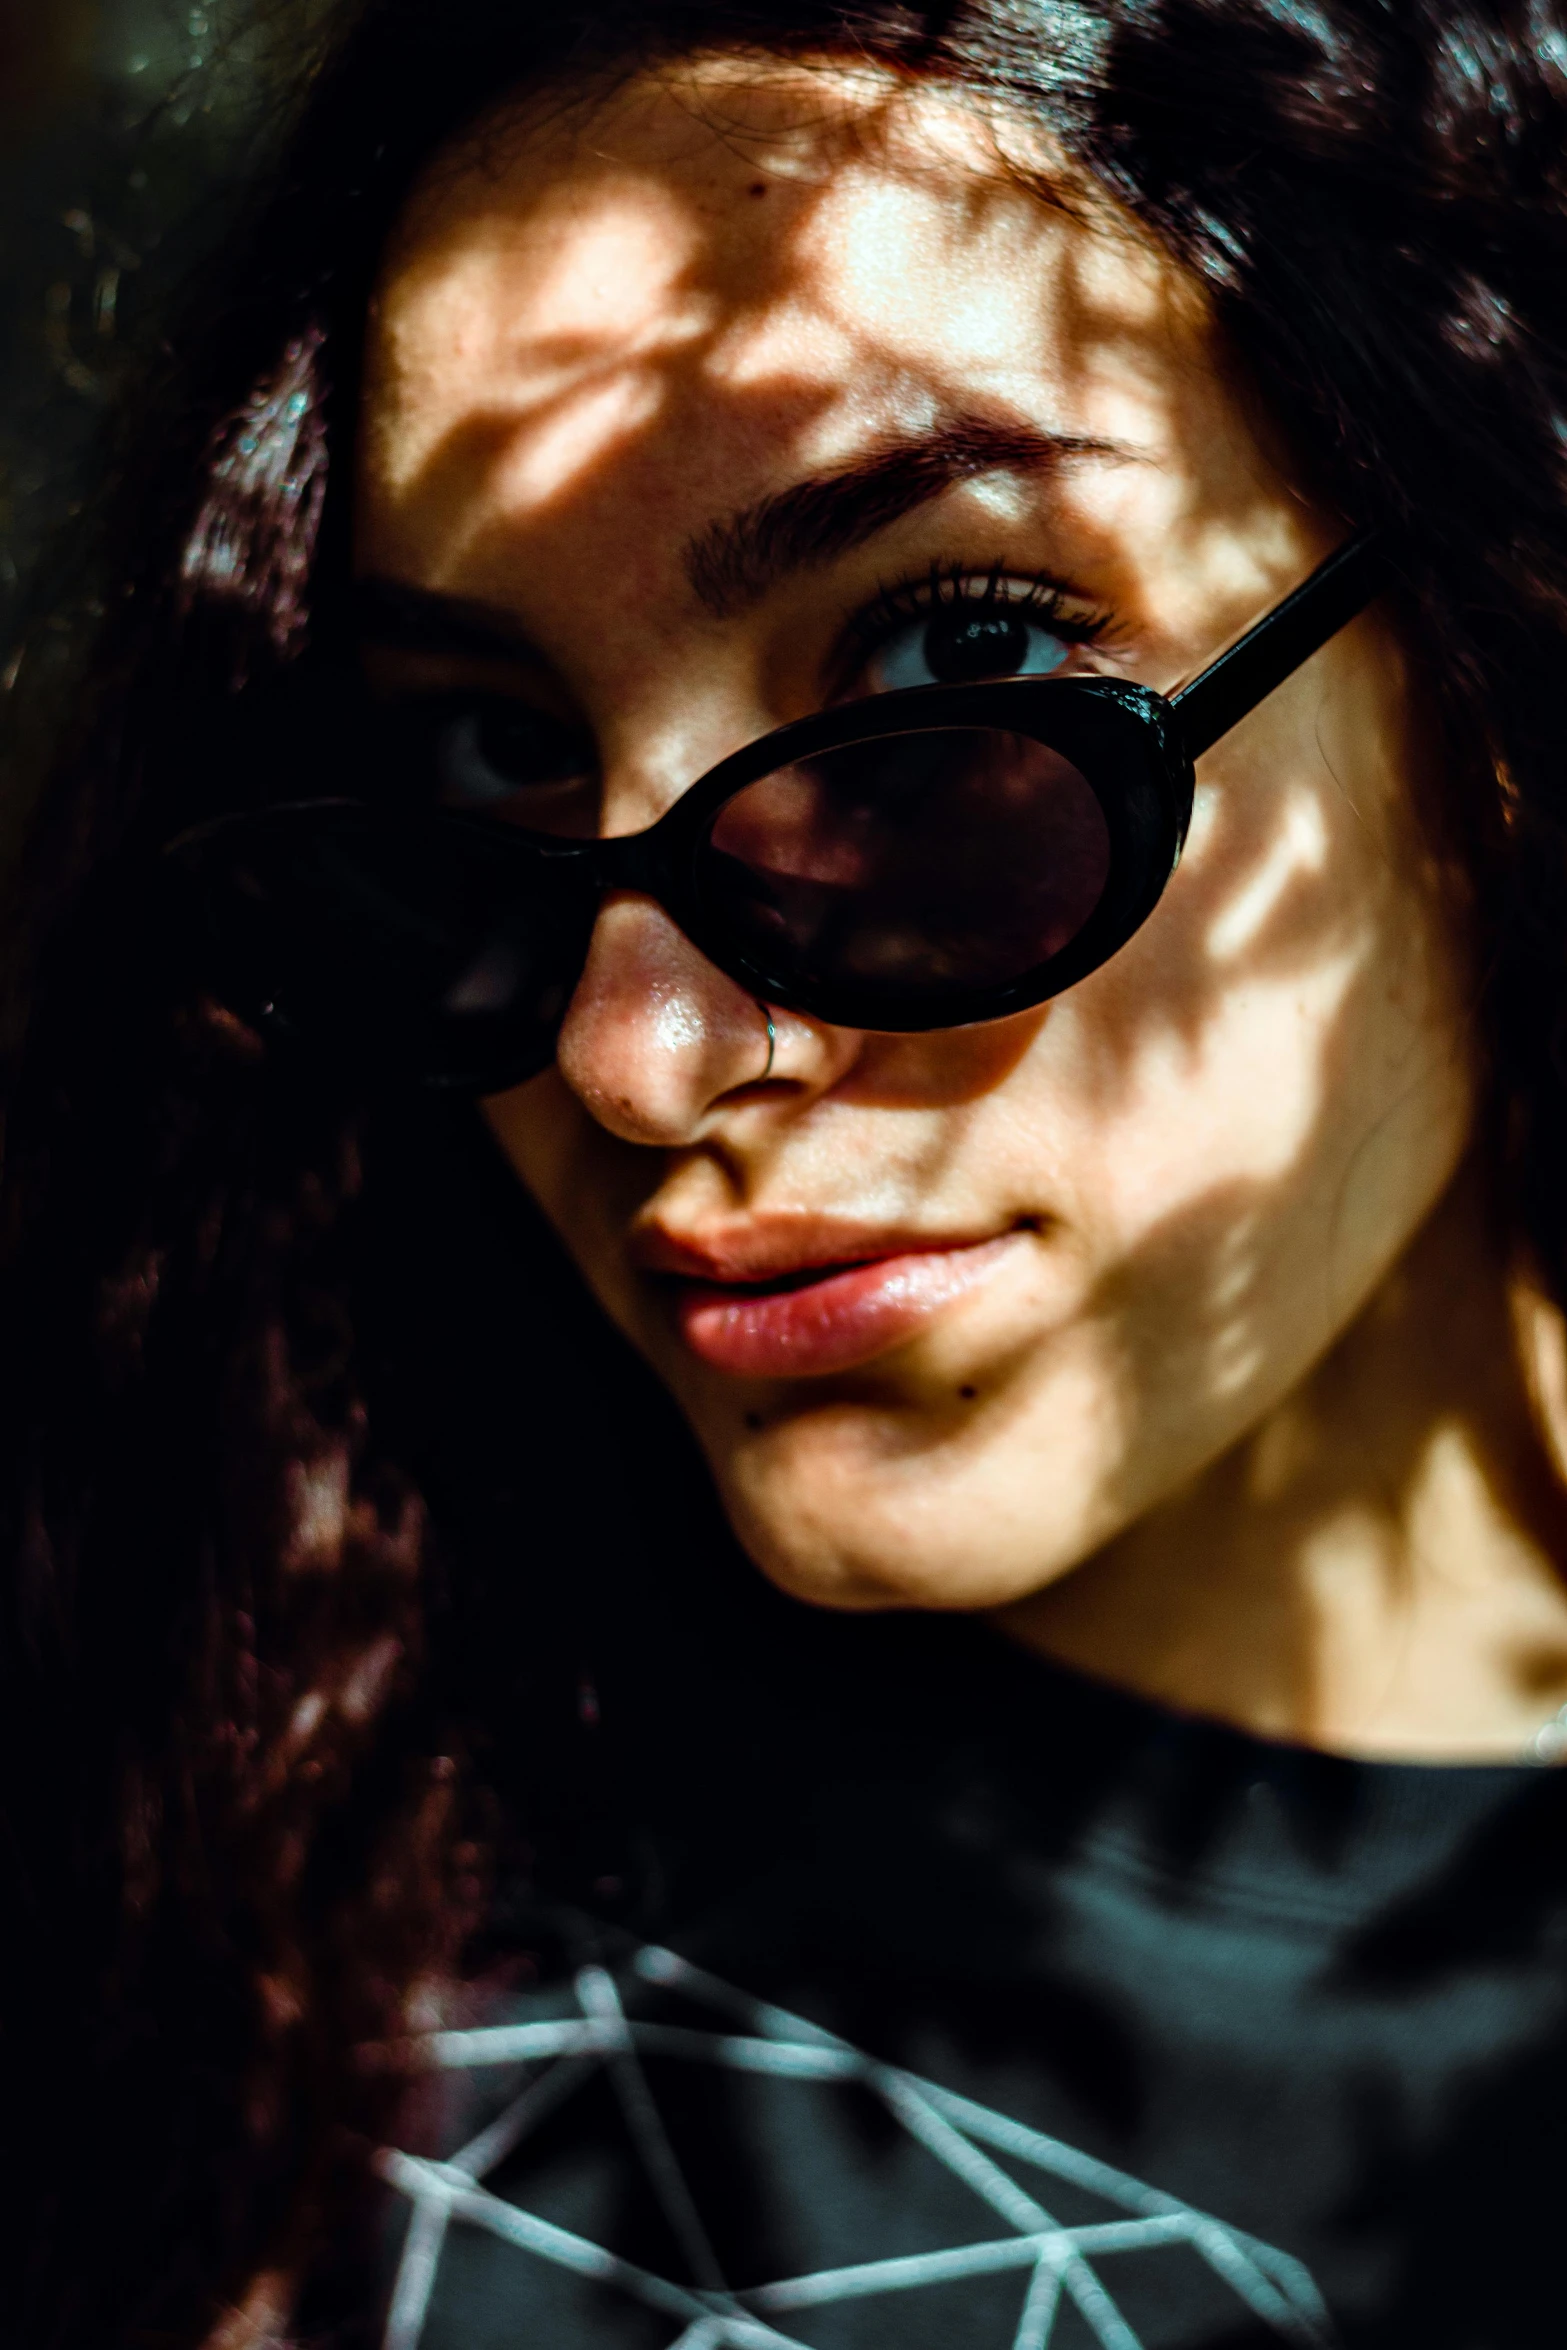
[359,61,1567,1757]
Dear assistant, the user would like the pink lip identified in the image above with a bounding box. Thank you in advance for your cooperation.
[669,1235,1020,1378]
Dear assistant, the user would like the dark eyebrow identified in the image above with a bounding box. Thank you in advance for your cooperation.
[354,576,540,662]
[356,416,1128,649]
[684,417,1128,618]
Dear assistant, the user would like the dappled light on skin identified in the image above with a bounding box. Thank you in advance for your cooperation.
[1004,1166,1567,1755]
[361,55,1567,1758]
[1205,782,1329,962]
[368,178,713,553]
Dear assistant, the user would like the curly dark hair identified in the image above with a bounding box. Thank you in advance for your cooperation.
[3,0,1566,2341]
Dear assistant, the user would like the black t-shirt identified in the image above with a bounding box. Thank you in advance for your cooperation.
[378,1625,1567,2350]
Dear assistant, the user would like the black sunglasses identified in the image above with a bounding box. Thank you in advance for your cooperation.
[165,533,1384,1092]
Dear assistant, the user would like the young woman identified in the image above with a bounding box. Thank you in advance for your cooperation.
[6,1,1567,2343]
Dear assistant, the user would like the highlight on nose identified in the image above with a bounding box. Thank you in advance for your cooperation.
[553,893,775,1143]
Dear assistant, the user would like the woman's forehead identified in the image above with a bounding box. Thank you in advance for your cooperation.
[362,67,1203,489]
[386,55,1071,257]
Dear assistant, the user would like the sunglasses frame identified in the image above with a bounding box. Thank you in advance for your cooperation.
[165,532,1384,1087]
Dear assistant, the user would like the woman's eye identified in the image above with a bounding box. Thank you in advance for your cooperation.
[865,605,1072,693]
[432,701,596,818]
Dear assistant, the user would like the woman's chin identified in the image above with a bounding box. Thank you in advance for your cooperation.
[719,1509,1087,1616]
[700,1396,1107,1617]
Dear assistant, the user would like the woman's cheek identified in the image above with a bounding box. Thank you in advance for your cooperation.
[683,965,1467,1616]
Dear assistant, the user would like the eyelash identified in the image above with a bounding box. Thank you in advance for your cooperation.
[840,561,1114,673]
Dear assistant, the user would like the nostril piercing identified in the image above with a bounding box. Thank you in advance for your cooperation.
[757,1003,777,1083]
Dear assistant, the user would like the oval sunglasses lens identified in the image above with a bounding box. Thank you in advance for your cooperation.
[174,806,596,1084]
[700,726,1112,1003]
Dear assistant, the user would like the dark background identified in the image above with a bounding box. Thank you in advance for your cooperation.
[0,0,326,665]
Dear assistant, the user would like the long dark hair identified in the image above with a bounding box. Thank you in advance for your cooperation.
[4,1,1567,2341]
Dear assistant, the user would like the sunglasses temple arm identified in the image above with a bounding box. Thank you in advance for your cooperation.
[1169,532,1388,761]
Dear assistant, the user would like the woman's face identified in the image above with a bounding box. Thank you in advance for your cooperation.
[358,62,1474,1613]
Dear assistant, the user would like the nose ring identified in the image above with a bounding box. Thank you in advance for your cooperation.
[758,1003,777,1083]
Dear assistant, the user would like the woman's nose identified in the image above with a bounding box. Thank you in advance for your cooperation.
[553,892,785,1146]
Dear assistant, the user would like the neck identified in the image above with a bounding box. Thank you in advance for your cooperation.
[999,1164,1567,1760]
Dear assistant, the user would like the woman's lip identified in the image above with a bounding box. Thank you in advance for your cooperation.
[669,1234,1021,1378]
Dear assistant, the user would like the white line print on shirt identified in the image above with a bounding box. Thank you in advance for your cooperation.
[377,1943,1336,2350]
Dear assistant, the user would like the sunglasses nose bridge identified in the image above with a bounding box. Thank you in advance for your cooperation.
[582,822,677,903]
